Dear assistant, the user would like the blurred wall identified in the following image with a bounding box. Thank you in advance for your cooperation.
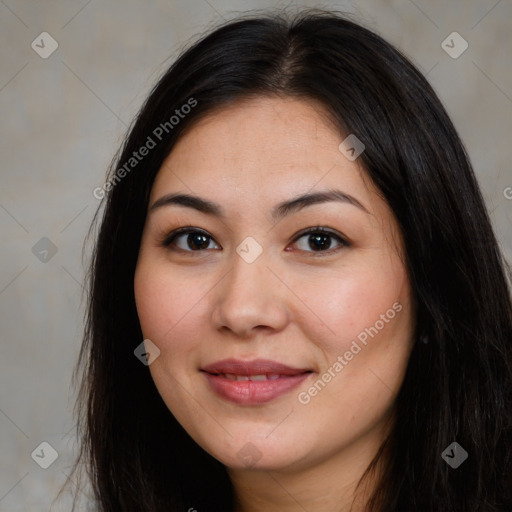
[1,0,510,509]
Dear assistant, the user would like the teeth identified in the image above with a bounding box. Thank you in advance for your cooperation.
[221,373,281,381]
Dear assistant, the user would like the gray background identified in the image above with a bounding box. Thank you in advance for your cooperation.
[1,0,511,510]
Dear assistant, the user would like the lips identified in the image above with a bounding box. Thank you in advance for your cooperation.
[201,358,313,405]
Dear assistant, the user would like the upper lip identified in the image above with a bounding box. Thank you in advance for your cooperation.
[201,358,313,376]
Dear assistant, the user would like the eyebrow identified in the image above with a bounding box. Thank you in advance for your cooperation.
[149,189,369,220]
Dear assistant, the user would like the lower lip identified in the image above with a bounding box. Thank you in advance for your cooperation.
[202,372,311,405]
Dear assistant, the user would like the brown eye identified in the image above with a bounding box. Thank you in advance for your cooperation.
[291,227,349,255]
[161,226,349,256]
[163,228,220,252]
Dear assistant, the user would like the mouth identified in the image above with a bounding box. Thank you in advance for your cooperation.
[200,358,314,405]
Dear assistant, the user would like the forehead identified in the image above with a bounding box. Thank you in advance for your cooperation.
[150,96,375,208]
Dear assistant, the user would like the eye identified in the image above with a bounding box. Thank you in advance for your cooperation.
[161,226,349,256]
[162,227,220,252]
[290,227,349,255]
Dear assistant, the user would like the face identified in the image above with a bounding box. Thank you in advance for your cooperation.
[134,96,415,473]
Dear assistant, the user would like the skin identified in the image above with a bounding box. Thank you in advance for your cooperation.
[134,96,415,511]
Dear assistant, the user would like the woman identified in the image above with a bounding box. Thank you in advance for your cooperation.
[64,9,512,511]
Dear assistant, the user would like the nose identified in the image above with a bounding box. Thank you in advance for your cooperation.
[210,248,289,339]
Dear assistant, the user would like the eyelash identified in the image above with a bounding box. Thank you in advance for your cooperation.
[161,226,350,257]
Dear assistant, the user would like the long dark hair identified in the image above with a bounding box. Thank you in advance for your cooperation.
[63,9,512,511]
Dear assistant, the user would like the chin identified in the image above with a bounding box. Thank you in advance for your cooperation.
[202,432,307,472]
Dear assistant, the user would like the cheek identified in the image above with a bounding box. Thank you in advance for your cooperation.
[293,266,412,440]
[134,261,208,341]
[134,263,205,404]
[294,261,408,358]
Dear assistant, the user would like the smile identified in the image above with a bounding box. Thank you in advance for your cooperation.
[201,358,313,405]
